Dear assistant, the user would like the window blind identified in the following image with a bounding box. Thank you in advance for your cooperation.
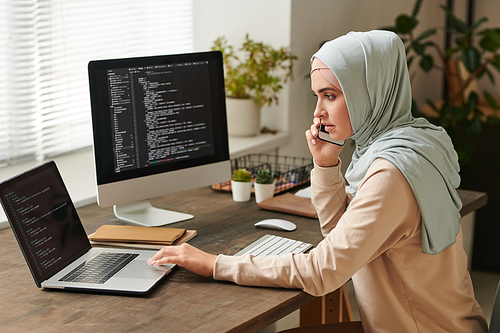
[0,0,193,167]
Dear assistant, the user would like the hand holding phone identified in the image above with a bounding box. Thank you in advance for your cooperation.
[317,124,345,146]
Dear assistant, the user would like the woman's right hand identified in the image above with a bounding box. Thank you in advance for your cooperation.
[305,118,344,167]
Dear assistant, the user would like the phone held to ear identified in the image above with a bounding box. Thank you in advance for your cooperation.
[317,124,346,146]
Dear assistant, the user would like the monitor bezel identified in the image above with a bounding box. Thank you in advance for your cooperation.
[88,51,229,187]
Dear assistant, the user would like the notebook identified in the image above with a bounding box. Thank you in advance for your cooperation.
[88,225,197,250]
[0,161,174,294]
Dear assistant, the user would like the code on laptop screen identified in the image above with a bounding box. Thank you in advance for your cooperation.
[0,162,90,284]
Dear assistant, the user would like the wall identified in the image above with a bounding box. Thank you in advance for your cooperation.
[192,0,292,137]
[193,0,448,162]
[192,0,500,183]
[193,0,500,164]
[284,0,448,160]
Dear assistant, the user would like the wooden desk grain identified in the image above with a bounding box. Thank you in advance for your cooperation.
[0,186,486,332]
[0,187,318,333]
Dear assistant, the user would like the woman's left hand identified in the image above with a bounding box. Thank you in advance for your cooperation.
[147,243,216,277]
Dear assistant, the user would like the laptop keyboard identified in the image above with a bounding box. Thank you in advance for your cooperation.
[235,234,313,257]
[59,252,139,284]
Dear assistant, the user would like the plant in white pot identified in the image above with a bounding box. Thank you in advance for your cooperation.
[212,34,297,137]
[231,168,252,202]
[254,169,275,204]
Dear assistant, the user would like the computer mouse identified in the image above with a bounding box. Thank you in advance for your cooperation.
[254,219,296,231]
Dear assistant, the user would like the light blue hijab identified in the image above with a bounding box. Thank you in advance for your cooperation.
[312,30,462,254]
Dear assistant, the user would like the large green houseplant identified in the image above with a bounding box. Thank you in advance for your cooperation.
[385,0,500,271]
[212,34,297,136]
[383,0,500,176]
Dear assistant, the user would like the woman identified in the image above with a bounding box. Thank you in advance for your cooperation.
[148,30,487,332]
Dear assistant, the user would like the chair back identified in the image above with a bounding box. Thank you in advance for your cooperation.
[490,280,500,333]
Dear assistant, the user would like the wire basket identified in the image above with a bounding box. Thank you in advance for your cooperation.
[212,153,313,194]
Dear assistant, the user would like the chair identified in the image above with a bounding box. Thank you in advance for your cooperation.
[279,285,363,333]
[490,280,500,333]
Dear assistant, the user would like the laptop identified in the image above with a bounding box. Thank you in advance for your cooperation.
[0,161,174,294]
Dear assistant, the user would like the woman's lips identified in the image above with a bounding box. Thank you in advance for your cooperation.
[323,124,335,132]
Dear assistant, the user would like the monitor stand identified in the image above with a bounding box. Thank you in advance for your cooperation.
[113,199,194,227]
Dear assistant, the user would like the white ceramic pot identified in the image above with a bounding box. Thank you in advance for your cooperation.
[231,180,252,202]
[254,182,275,203]
[225,97,261,137]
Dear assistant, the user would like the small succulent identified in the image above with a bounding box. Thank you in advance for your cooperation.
[256,169,274,185]
[232,168,252,182]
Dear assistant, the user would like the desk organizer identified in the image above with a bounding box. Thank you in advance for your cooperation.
[212,153,313,194]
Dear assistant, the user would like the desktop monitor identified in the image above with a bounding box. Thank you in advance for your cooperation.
[88,51,231,227]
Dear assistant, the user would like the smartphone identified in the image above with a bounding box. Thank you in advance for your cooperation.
[317,124,346,146]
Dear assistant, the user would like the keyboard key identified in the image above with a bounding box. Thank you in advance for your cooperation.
[235,235,313,257]
[59,252,138,284]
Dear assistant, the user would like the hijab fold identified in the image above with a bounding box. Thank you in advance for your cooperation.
[311,30,461,254]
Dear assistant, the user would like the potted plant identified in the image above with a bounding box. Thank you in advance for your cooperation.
[212,34,297,137]
[382,0,500,179]
[254,169,275,204]
[231,168,252,202]
[384,0,500,270]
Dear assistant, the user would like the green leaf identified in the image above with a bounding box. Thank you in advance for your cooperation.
[492,55,500,72]
[484,68,495,85]
[479,29,500,51]
[445,47,460,57]
[440,5,468,33]
[461,47,480,73]
[484,91,499,110]
[412,41,425,55]
[467,92,478,109]
[419,55,433,72]
[453,106,471,121]
[396,14,416,34]
[455,36,467,48]
[232,168,251,182]
[470,17,488,32]
[415,28,437,42]
[411,0,423,19]
[468,117,482,136]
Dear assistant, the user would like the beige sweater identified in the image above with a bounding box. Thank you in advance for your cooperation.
[214,158,488,332]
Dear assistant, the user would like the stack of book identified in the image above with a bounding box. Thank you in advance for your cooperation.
[88,225,196,250]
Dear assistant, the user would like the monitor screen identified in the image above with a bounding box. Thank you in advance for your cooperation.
[88,51,230,226]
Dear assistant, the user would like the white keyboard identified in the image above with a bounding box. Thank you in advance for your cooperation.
[235,234,313,257]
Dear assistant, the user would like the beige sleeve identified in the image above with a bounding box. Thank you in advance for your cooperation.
[309,159,349,237]
[213,159,419,297]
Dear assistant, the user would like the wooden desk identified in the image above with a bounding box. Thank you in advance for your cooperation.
[0,187,319,332]
[457,189,488,217]
[0,187,487,332]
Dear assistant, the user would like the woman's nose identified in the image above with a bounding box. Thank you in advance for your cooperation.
[313,101,324,119]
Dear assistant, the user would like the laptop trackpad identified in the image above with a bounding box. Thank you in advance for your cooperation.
[116,260,168,279]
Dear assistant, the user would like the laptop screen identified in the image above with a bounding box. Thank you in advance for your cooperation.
[0,161,91,285]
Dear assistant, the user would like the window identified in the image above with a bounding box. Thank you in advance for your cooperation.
[0,0,193,167]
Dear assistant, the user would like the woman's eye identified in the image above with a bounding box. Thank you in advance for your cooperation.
[325,94,335,101]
